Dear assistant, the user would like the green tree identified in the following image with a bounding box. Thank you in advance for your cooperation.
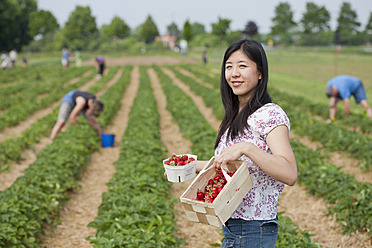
[103,16,131,39]
[16,0,37,49]
[183,20,192,42]
[0,0,18,51]
[270,2,296,45]
[191,22,205,36]
[299,2,331,45]
[139,15,159,44]
[60,6,98,50]
[0,0,37,51]
[167,22,180,38]
[211,17,231,41]
[29,10,59,38]
[364,12,372,44]
[335,2,361,45]
[301,2,330,34]
[271,2,296,34]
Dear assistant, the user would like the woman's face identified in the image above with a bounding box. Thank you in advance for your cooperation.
[225,49,262,107]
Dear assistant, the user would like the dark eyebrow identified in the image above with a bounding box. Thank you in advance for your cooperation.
[226,60,248,64]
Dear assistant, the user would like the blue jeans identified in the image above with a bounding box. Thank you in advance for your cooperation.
[221,217,279,248]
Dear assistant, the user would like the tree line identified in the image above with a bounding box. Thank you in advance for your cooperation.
[1,0,371,52]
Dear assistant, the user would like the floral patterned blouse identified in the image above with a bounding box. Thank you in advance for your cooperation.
[215,103,290,221]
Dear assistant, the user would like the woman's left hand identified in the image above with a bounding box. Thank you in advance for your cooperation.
[213,142,250,169]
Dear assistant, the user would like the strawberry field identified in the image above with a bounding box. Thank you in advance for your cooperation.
[0,49,371,247]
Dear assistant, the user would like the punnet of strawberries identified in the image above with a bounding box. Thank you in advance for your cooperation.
[194,168,235,203]
[163,153,196,166]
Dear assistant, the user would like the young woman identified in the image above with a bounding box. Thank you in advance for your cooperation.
[196,39,297,247]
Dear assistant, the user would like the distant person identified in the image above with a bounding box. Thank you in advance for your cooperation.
[50,90,104,139]
[95,55,105,77]
[1,51,7,62]
[325,75,372,121]
[1,52,10,70]
[61,49,70,68]
[74,50,82,67]
[9,49,17,67]
[202,50,208,65]
[22,57,28,67]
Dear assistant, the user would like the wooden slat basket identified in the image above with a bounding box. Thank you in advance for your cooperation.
[180,157,253,227]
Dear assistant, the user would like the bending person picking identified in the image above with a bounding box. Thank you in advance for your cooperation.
[325,75,372,121]
[51,90,104,139]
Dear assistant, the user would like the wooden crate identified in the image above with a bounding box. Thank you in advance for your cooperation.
[180,157,253,227]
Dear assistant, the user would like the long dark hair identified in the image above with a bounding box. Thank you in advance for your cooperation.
[214,39,272,149]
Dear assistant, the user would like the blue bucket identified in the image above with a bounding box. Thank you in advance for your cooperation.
[101,133,115,148]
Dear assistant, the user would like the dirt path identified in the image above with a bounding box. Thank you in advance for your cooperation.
[178,68,214,89]
[148,67,223,247]
[161,67,220,131]
[82,56,196,67]
[289,133,372,184]
[278,184,371,248]
[163,67,372,247]
[40,67,140,247]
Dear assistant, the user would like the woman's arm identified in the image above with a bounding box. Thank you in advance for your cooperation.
[213,125,297,186]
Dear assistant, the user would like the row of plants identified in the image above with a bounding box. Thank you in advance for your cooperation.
[178,64,221,89]
[153,65,321,247]
[87,67,183,247]
[0,67,121,172]
[166,66,224,120]
[0,63,63,85]
[0,66,131,247]
[0,66,91,111]
[0,66,96,130]
[270,87,372,171]
[292,140,372,235]
[168,65,371,238]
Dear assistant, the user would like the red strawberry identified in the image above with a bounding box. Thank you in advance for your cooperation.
[164,160,170,165]
[205,184,212,192]
[208,179,214,185]
[197,189,204,201]
[218,187,223,193]
[177,161,184,166]
[182,155,188,161]
[211,190,218,198]
[216,182,223,189]
[214,175,221,181]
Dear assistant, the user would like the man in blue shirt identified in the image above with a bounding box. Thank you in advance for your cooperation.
[325,75,372,121]
[50,90,104,139]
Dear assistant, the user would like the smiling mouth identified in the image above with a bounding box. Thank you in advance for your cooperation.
[232,81,243,86]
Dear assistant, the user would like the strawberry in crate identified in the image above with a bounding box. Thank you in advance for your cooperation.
[194,168,234,203]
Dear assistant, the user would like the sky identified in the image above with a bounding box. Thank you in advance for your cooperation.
[37,0,372,34]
